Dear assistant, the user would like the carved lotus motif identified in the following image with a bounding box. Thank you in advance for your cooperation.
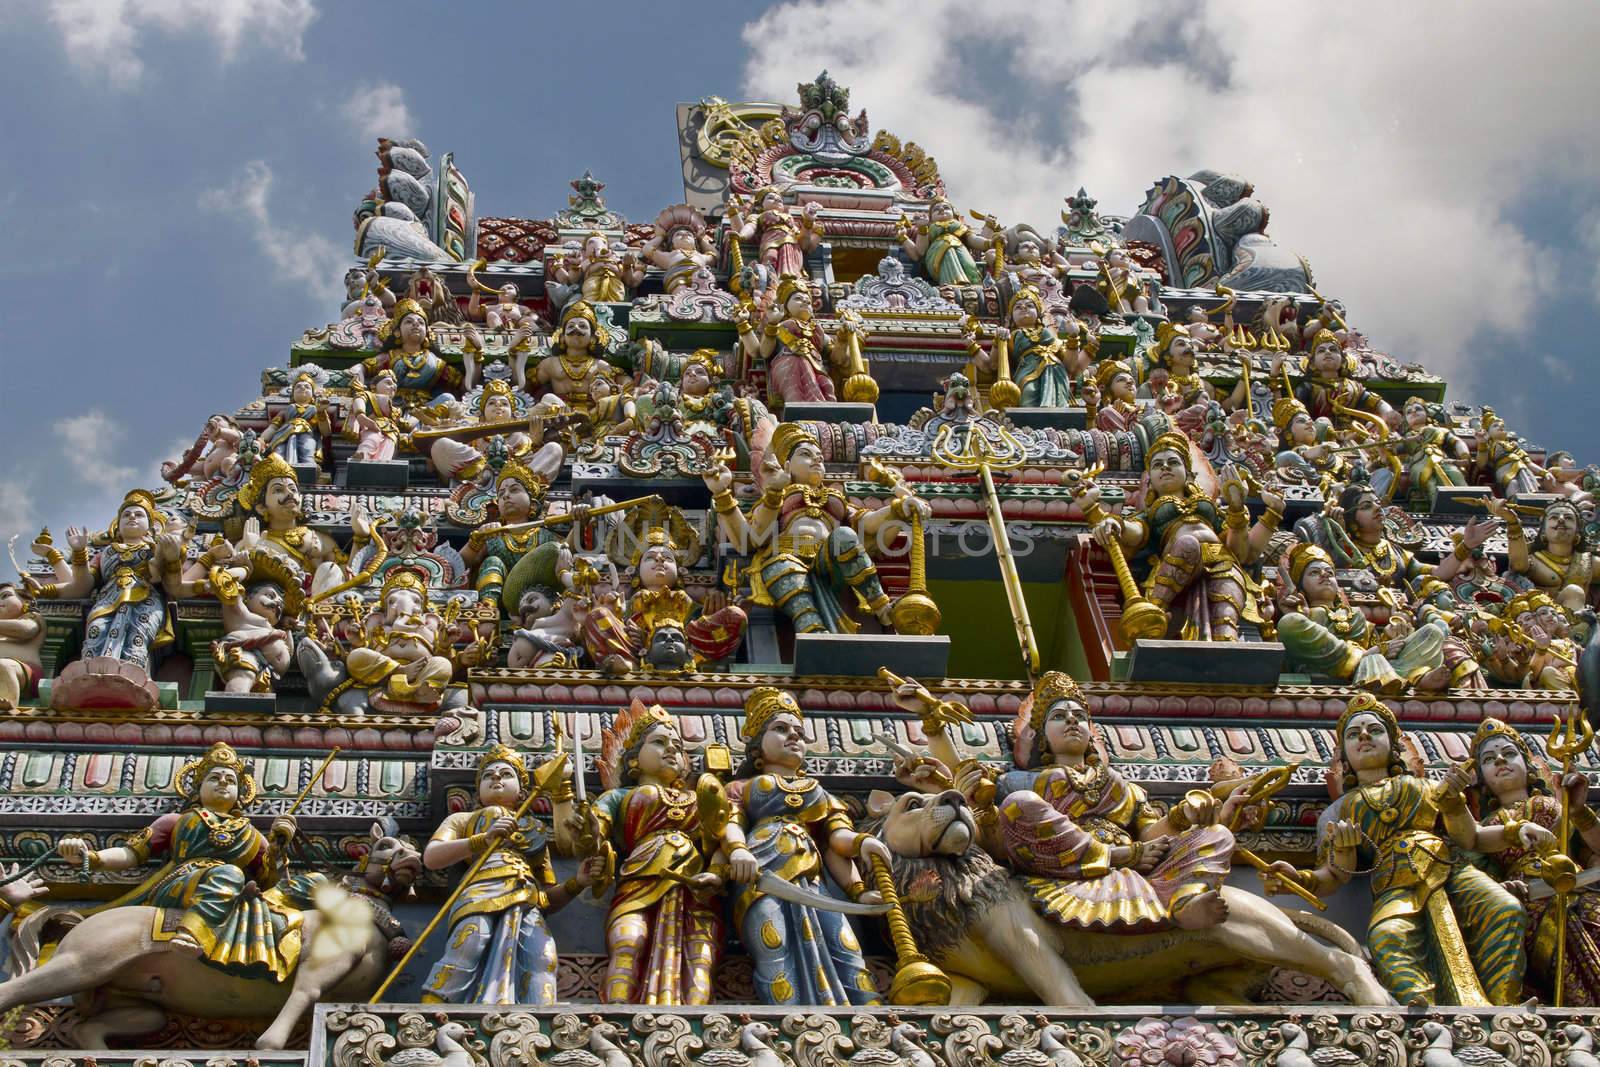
[1114,1017,1239,1067]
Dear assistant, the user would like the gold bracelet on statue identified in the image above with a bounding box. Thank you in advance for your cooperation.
[713,490,739,515]
[1499,818,1525,841]
[561,876,583,896]
[38,583,61,599]
[70,547,89,566]
[736,321,754,336]
[1166,805,1192,833]
[760,486,783,509]
[1436,789,1467,814]
[1575,805,1598,832]
[1261,508,1284,532]
[467,833,492,857]
[86,851,105,871]
[843,879,866,900]
[850,831,870,856]
[1506,521,1525,540]
[1127,840,1144,868]
[1452,539,1471,561]
[1224,507,1249,530]
[43,548,64,567]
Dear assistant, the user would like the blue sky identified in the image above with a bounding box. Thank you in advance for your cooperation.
[3,0,1599,549]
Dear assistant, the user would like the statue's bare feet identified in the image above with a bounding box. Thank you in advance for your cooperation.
[1172,889,1228,930]
[167,930,203,958]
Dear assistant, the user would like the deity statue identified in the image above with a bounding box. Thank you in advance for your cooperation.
[421,379,567,489]
[949,671,1241,931]
[358,298,464,400]
[728,188,823,281]
[997,286,1090,409]
[1490,496,1597,611]
[208,549,305,694]
[1093,246,1152,316]
[1274,543,1454,692]
[1500,590,1580,690]
[715,687,886,1005]
[586,701,724,1004]
[342,265,395,319]
[261,371,332,468]
[1271,397,1346,489]
[703,423,930,634]
[550,233,644,305]
[897,197,985,285]
[0,581,44,710]
[26,490,187,674]
[418,745,594,1004]
[468,280,534,331]
[344,369,416,462]
[1088,432,1282,641]
[54,742,312,978]
[505,542,586,669]
[1261,695,1539,1006]
[1472,717,1600,1005]
[162,415,243,485]
[1477,407,1541,498]
[342,569,458,708]
[741,275,871,410]
[235,452,368,597]
[581,509,747,675]
[643,205,717,293]
[529,301,635,429]
[1139,323,1243,433]
[1276,329,1396,434]
[1084,359,1141,433]
[987,226,1068,293]
[1391,397,1469,508]
[461,459,562,615]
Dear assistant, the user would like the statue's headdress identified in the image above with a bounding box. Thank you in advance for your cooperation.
[237,453,299,514]
[1273,396,1310,433]
[768,422,820,467]
[1152,321,1191,363]
[560,300,609,348]
[1332,693,1407,791]
[380,298,430,345]
[1007,285,1045,321]
[494,458,549,499]
[1093,359,1133,392]
[1471,717,1552,811]
[1144,431,1194,473]
[472,378,519,418]
[378,566,431,609]
[741,686,802,740]
[775,273,808,308]
[1286,542,1334,588]
[1012,671,1090,770]
[477,743,530,793]
[597,699,678,789]
[176,742,257,810]
[108,489,165,540]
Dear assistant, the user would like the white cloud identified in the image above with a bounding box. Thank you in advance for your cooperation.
[0,479,42,561]
[340,83,415,143]
[200,160,347,304]
[48,0,317,89]
[739,0,1600,394]
[55,412,140,492]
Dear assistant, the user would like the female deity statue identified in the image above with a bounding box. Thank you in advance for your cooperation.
[420,745,594,1004]
[702,423,929,634]
[261,372,332,468]
[1271,397,1346,489]
[26,490,187,673]
[643,205,716,293]
[740,275,869,410]
[1084,359,1141,433]
[986,228,1068,294]
[716,687,886,1005]
[1489,497,1597,611]
[0,581,44,710]
[1262,695,1540,1006]
[1089,432,1282,642]
[1274,543,1454,692]
[1391,397,1469,508]
[586,701,724,1004]
[1005,286,1086,409]
[54,742,309,978]
[1275,329,1396,434]
[209,549,304,694]
[551,233,645,305]
[1476,408,1541,499]
[462,460,559,616]
[422,379,567,489]
[729,189,823,281]
[932,671,1241,931]
[1138,323,1243,434]
[358,298,464,400]
[345,369,416,462]
[897,197,984,285]
[162,415,244,485]
[1473,717,1600,1004]
[530,301,634,429]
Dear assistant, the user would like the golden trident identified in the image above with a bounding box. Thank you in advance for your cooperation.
[1546,709,1594,1007]
[930,421,1039,676]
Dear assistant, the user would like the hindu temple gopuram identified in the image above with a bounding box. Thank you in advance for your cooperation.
[5,73,1600,1067]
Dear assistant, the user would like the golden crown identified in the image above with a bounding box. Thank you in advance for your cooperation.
[560,300,608,346]
[1335,692,1398,746]
[768,422,819,467]
[598,700,679,790]
[237,452,299,513]
[1153,320,1191,358]
[477,744,530,792]
[775,273,807,307]
[1026,671,1088,732]
[1144,432,1193,472]
[176,742,257,808]
[1286,542,1334,587]
[109,489,165,539]
[742,686,802,740]
[1006,285,1045,319]
[1093,359,1132,391]
[379,567,430,607]
[1472,717,1527,758]
[380,298,430,345]
[1309,328,1340,352]
[1273,396,1310,433]
[636,587,694,637]
[494,459,548,497]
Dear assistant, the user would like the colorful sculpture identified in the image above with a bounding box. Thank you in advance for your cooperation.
[897,198,984,285]
[588,701,724,1004]
[0,580,43,710]
[261,371,333,468]
[729,189,823,281]
[345,369,416,462]
[359,298,463,399]
[644,205,717,293]
[717,687,885,1006]
[1262,695,1537,1006]
[742,275,872,409]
